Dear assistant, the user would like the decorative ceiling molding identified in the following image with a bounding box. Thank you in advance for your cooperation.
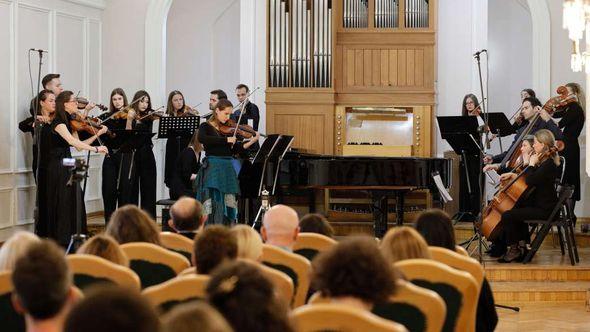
[62,0,106,10]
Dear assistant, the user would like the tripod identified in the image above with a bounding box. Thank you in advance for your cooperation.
[252,189,271,230]
[66,160,89,254]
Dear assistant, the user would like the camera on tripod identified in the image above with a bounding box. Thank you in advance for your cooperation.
[62,158,88,184]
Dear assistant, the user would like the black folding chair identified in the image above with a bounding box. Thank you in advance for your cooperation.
[523,184,578,265]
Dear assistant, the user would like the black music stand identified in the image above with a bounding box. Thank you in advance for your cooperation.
[438,116,489,260]
[251,135,294,229]
[111,130,156,190]
[487,112,516,153]
[158,116,200,140]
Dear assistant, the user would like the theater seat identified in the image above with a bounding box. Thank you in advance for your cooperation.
[0,271,25,332]
[121,243,190,289]
[142,275,209,314]
[293,233,337,262]
[261,244,311,307]
[67,254,140,292]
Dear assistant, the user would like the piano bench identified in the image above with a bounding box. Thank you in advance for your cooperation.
[156,199,176,232]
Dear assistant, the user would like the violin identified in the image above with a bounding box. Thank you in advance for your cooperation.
[70,113,114,138]
[136,107,165,121]
[218,119,265,139]
[76,97,108,111]
[543,86,578,115]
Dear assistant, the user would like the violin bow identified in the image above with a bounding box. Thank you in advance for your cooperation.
[98,96,144,124]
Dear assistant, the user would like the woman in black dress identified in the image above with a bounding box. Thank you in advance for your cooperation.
[496,129,560,263]
[195,99,260,225]
[457,93,482,221]
[169,130,201,199]
[164,90,198,197]
[552,83,585,211]
[126,90,157,218]
[98,88,134,223]
[41,91,108,246]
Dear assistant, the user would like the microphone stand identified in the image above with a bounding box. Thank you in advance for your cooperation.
[32,50,44,230]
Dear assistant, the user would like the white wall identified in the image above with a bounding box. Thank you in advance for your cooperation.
[0,0,104,241]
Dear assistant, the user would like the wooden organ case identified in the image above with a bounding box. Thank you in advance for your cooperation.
[266,0,438,232]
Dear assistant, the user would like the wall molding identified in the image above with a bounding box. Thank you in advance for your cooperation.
[62,0,106,10]
[527,0,551,100]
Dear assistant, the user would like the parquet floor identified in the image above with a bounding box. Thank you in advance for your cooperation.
[496,303,590,331]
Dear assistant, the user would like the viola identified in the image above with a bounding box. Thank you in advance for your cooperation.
[543,86,578,115]
[76,97,108,111]
[218,119,264,139]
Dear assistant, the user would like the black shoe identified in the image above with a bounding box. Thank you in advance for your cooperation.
[488,244,507,258]
[497,245,523,263]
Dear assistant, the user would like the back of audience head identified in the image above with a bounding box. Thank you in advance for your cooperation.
[194,225,238,274]
[12,240,75,323]
[230,225,263,261]
[311,236,398,308]
[64,285,159,332]
[106,205,161,245]
[76,234,129,266]
[414,209,456,251]
[299,213,334,238]
[261,204,300,250]
[207,261,294,332]
[161,301,233,332]
[169,197,206,234]
[0,231,40,271]
[381,226,431,263]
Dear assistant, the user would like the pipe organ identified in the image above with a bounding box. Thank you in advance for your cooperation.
[266,0,437,231]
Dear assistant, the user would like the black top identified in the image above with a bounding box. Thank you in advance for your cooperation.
[131,115,154,148]
[197,122,244,156]
[97,112,128,153]
[553,102,585,142]
[231,102,260,131]
[169,147,200,199]
[523,158,559,212]
[50,116,73,155]
[493,117,563,164]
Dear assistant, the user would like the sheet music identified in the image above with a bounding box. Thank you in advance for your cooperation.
[433,173,453,203]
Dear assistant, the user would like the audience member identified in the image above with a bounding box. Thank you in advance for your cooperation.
[0,231,40,271]
[106,205,161,245]
[207,261,294,332]
[168,197,207,239]
[64,285,159,332]
[261,204,299,251]
[11,240,79,332]
[161,301,233,332]
[230,225,263,261]
[194,225,238,274]
[414,209,498,332]
[299,213,334,238]
[414,209,456,250]
[311,236,398,311]
[380,226,431,263]
[76,234,129,266]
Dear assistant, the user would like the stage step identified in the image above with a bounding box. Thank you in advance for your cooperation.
[490,281,590,304]
[485,265,590,282]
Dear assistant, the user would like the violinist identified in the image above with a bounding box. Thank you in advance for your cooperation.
[39,91,108,247]
[164,90,198,197]
[195,99,260,225]
[208,89,228,111]
[483,97,563,166]
[552,83,585,212]
[169,130,201,200]
[456,94,483,222]
[97,88,134,223]
[126,90,158,218]
[495,129,560,263]
[512,89,536,130]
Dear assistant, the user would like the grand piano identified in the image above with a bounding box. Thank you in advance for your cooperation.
[260,151,452,237]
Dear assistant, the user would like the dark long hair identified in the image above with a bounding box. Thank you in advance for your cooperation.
[166,90,186,116]
[109,88,128,113]
[414,209,456,250]
[131,90,152,114]
[55,91,75,124]
[461,94,479,116]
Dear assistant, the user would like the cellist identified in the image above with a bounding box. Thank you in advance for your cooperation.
[495,129,560,263]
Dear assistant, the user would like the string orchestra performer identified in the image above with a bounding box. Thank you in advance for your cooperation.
[195,99,260,225]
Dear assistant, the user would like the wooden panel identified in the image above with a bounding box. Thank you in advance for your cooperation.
[389,49,398,86]
[380,50,389,86]
[371,50,380,86]
[273,114,327,152]
[354,49,363,86]
[346,49,355,87]
[363,49,371,85]
[415,49,424,86]
[406,49,415,86]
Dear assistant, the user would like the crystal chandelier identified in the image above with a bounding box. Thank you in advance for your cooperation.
[563,0,590,73]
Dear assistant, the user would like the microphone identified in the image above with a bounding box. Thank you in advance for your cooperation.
[473,49,487,57]
[29,48,48,53]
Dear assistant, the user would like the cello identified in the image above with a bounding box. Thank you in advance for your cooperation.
[481,147,557,240]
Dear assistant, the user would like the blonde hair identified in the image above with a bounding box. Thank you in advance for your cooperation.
[380,226,431,263]
[106,205,161,245]
[566,82,586,111]
[230,225,263,261]
[77,234,129,267]
[534,129,560,165]
[0,231,40,271]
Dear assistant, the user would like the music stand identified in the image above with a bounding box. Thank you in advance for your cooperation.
[157,116,200,140]
[487,112,516,153]
[111,129,156,188]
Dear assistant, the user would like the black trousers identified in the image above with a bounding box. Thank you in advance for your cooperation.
[102,152,135,223]
[500,207,550,245]
[459,153,482,217]
[130,146,157,218]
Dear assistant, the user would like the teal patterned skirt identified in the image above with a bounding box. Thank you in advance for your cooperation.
[195,156,240,225]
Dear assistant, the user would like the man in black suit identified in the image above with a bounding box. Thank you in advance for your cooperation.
[168,197,207,239]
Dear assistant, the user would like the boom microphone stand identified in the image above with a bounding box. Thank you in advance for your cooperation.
[31,49,46,230]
